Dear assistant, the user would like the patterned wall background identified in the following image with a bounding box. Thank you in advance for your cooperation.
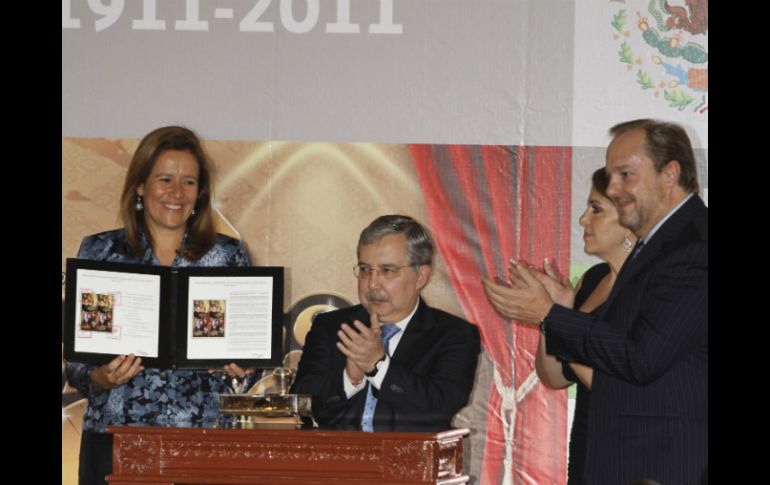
[63,139,464,317]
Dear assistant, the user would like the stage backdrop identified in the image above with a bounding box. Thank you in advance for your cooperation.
[63,1,707,484]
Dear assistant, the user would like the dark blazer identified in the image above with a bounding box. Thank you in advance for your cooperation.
[546,195,708,485]
[292,299,481,430]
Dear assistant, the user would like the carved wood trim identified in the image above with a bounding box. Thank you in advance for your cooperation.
[163,439,381,464]
[384,440,435,482]
[107,426,470,484]
[115,434,159,475]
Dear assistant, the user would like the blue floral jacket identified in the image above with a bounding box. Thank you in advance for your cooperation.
[65,228,251,432]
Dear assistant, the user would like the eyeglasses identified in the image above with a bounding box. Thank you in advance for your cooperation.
[353,264,414,280]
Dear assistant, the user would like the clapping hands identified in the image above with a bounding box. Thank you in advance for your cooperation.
[482,258,575,324]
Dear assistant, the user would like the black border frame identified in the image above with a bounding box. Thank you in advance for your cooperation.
[64,258,284,369]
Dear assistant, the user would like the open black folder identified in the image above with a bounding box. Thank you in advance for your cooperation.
[63,258,284,369]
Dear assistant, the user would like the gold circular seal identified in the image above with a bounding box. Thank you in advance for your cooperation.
[293,304,337,347]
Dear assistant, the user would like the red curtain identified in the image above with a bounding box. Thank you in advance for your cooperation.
[411,144,571,484]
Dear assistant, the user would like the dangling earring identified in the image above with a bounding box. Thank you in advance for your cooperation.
[135,196,144,211]
[623,233,633,252]
[191,208,196,216]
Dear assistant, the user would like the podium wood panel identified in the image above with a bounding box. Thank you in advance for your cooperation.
[106,426,469,484]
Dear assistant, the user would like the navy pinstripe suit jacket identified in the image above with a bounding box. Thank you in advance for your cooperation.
[546,195,708,484]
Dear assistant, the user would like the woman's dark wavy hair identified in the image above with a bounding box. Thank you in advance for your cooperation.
[592,168,610,198]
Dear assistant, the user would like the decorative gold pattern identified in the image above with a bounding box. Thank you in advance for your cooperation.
[164,440,381,463]
[117,435,158,474]
[108,427,470,483]
[385,440,434,481]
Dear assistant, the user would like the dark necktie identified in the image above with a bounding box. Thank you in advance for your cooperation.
[630,239,645,261]
[360,324,401,431]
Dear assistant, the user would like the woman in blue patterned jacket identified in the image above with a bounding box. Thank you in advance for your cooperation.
[65,126,253,485]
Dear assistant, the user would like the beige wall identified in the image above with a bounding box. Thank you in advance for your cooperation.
[63,138,463,318]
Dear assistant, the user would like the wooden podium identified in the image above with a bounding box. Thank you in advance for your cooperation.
[106,425,469,484]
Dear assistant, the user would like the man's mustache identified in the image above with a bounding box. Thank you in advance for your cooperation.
[366,292,389,303]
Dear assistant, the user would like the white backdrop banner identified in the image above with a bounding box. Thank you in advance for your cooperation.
[572,0,707,148]
[63,0,575,145]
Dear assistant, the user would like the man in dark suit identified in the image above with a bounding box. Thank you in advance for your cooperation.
[292,215,481,430]
[484,120,707,484]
